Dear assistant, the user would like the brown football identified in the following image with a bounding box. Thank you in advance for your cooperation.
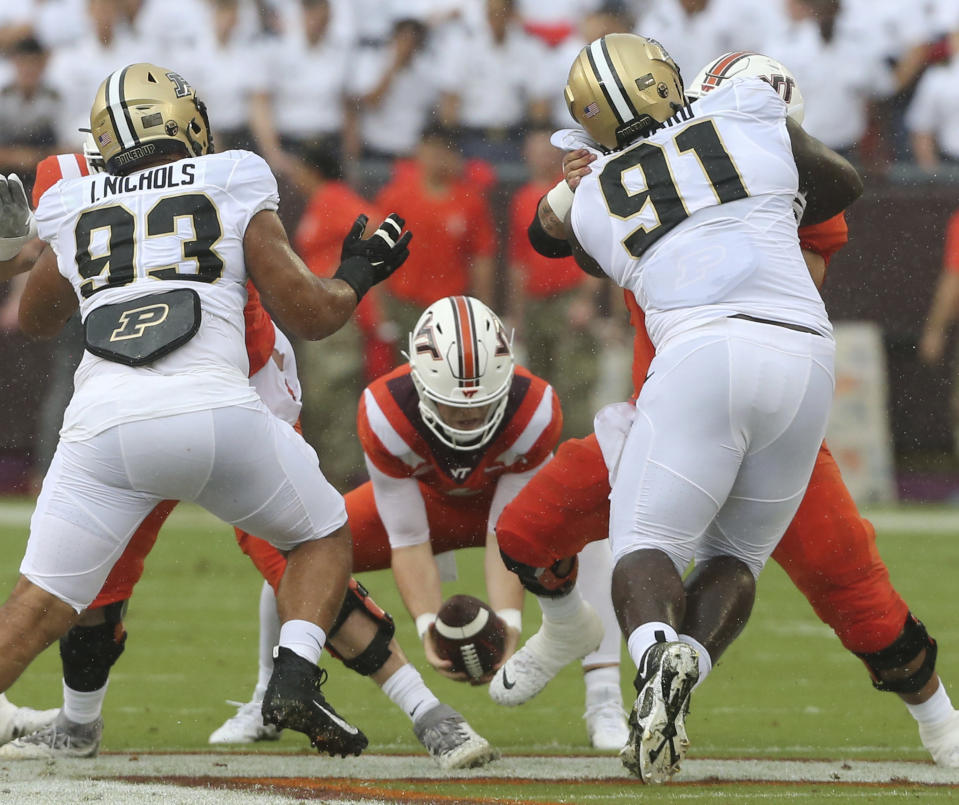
[432,594,507,680]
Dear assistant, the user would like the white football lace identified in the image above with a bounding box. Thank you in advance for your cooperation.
[460,644,484,679]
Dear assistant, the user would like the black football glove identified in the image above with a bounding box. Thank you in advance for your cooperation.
[334,213,412,301]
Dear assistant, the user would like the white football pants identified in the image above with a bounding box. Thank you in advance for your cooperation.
[22,398,346,612]
[608,317,835,578]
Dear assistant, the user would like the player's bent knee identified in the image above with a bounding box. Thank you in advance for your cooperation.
[500,550,579,598]
[855,613,938,695]
[60,600,128,692]
[326,579,395,676]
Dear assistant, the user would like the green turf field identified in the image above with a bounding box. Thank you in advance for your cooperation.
[1,501,956,803]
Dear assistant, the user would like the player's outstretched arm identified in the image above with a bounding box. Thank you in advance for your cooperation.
[787,118,863,226]
[245,210,411,341]
[19,245,79,338]
[0,238,43,283]
[392,543,470,682]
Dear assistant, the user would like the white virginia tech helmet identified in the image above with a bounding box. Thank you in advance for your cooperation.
[80,129,105,173]
[408,296,515,451]
[686,51,805,124]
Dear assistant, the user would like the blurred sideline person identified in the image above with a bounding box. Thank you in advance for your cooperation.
[490,35,862,783]
[215,296,630,750]
[374,126,498,340]
[0,142,495,771]
[493,47,959,773]
[0,62,412,758]
[507,124,604,441]
[281,145,394,489]
[919,206,959,453]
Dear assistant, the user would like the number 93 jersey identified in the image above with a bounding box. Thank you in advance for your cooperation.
[571,76,831,350]
[34,150,278,440]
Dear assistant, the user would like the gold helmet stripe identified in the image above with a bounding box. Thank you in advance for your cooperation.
[105,66,139,149]
[586,38,636,126]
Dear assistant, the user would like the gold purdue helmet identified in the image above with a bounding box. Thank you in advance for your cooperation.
[90,63,213,175]
[565,33,685,151]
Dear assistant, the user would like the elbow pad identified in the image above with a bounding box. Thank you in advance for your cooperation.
[527,212,573,259]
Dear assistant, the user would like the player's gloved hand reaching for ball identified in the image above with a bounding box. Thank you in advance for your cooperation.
[334,213,412,301]
[0,174,37,262]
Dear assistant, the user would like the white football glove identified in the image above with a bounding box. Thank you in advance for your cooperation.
[0,174,37,261]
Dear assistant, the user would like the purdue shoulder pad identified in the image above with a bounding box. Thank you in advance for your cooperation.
[84,288,201,366]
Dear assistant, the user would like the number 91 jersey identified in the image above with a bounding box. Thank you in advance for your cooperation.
[34,150,277,440]
[571,76,831,350]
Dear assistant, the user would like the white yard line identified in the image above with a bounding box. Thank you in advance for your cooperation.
[1,752,956,784]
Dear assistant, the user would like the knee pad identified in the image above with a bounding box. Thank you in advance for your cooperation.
[855,613,938,695]
[500,550,579,598]
[60,600,128,692]
[326,578,395,676]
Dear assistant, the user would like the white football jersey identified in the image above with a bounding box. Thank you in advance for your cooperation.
[35,149,277,440]
[571,76,831,350]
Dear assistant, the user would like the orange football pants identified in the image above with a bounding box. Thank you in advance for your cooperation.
[495,434,909,655]
[237,480,495,589]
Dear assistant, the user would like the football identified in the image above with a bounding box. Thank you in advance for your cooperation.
[432,595,507,680]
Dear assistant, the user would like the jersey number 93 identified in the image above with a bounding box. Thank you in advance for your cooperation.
[75,192,224,298]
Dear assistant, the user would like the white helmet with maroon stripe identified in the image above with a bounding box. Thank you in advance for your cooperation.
[408,296,514,451]
[686,51,805,124]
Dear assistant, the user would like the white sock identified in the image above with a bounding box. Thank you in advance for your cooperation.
[907,681,956,726]
[678,634,713,689]
[62,681,108,724]
[380,663,440,726]
[626,622,678,669]
[584,666,622,710]
[256,581,280,696]
[538,586,586,623]
[278,620,326,666]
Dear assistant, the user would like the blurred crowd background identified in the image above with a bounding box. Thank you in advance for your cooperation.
[2,0,959,499]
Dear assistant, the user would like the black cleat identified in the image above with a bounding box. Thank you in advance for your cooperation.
[262,647,368,757]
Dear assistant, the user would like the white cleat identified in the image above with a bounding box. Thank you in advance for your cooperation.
[0,694,59,746]
[620,641,699,784]
[0,712,101,759]
[586,698,630,751]
[490,602,603,706]
[413,703,498,770]
[920,709,959,767]
[209,698,282,744]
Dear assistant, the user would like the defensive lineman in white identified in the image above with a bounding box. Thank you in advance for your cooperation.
[525,34,862,783]
[0,62,411,758]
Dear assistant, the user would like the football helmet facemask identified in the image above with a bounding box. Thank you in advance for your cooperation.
[79,129,105,174]
[408,296,515,451]
[686,51,805,124]
[565,33,685,151]
[90,63,214,175]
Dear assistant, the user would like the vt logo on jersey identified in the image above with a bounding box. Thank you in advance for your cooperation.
[110,302,169,341]
[450,466,471,480]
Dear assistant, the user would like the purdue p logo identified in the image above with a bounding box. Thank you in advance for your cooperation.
[110,303,169,341]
